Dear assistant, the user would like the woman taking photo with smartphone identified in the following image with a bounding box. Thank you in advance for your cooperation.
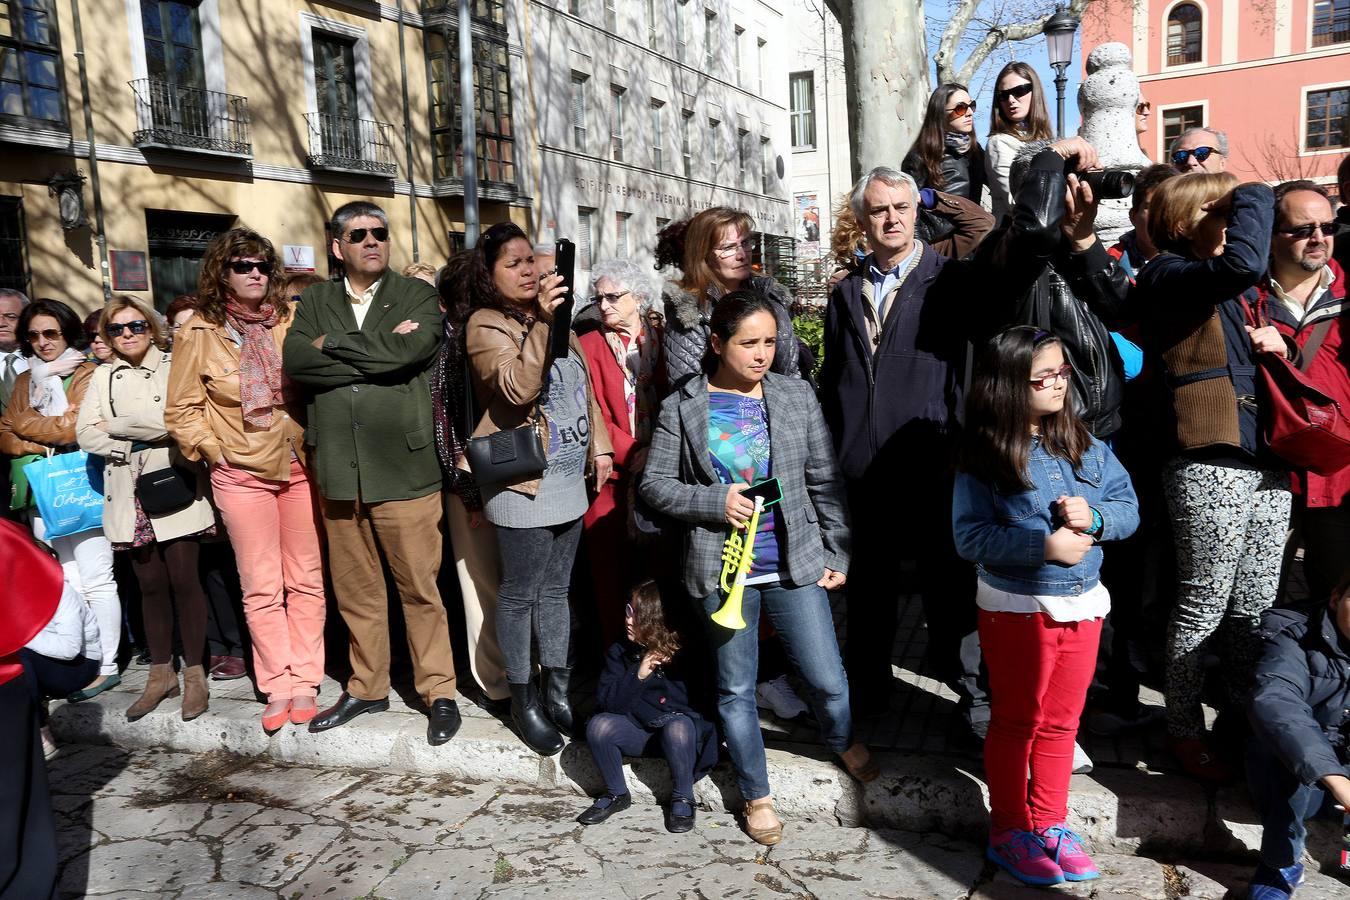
[640,291,874,847]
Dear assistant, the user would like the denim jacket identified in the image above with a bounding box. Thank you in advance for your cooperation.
[952,435,1139,596]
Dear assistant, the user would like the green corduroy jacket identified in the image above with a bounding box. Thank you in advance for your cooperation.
[282,272,443,503]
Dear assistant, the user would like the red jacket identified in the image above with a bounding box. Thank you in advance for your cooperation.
[1262,260,1350,508]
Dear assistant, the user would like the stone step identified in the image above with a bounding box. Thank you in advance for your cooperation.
[49,686,1340,861]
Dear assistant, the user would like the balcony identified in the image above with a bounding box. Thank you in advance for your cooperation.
[130,79,251,158]
[304,113,398,178]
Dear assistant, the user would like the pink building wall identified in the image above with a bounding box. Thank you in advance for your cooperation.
[1082,0,1348,187]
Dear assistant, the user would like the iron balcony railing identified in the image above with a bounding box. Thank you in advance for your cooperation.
[304,112,398,178]
[130,79,251,157]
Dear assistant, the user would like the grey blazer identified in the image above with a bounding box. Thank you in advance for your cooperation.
[639,371,850,598]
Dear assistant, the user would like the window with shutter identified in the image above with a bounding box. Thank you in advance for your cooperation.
[571,73,588,150]
[616,212,630,258]
[578,207,595,269]
[610,85,625,161]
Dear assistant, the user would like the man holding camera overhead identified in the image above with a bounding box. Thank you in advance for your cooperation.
[282,200,462,747]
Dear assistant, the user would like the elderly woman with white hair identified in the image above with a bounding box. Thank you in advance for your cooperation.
[579,258,667,645]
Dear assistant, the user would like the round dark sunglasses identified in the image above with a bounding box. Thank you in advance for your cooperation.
[342,227,390,244]
[1171,146,1218,166]
[947,100,976,118]
[996,83,1034,104]
[106,320,150,338]
[227,260,273,276]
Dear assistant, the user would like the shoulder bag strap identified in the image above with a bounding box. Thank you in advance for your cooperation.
[1297,318,1334,374]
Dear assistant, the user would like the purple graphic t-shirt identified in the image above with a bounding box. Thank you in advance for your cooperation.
[707,392,781,582]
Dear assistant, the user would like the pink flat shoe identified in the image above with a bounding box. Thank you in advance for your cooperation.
[289,698,318,726]
[262,700,292,734]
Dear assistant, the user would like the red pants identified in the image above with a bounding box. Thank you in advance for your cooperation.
[979,609,1102,834]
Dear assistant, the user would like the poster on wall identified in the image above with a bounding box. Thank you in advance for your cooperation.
[795,193,821,257]
[283,245,316,273]
[109,251,149,291]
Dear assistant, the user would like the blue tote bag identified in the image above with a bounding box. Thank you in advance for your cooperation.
[24,451,105,539]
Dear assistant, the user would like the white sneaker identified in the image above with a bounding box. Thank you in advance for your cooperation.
[40,725,58,760]
[1072,740,1093,774]
[755,676,809,720]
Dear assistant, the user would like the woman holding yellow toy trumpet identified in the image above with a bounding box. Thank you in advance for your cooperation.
[640,291,877,846]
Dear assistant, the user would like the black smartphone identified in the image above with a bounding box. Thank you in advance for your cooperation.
[550,238,576,359]
[741,477,783,509]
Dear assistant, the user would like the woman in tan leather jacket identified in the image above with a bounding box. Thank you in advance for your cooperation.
[461,222,613,756]
[77,296,217,722]
[0,298,121,702]
[166,229,325,735]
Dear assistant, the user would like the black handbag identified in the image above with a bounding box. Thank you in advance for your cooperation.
[461,357,547,486]
[110,375,198,516]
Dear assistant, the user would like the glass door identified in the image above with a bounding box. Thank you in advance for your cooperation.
[313,33,358,159]
[141,1,207,136]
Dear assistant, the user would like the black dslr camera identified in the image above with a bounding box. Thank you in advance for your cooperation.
[1067,165,1136,201]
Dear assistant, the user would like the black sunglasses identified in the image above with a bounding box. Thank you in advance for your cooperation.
[342,227,390,244]
[996,83,1034,103]
[227,259,273,276]
[947,100,976,118]
[106,320,150,338]
[1278,221,1339,240]
[1171,146,1219,166]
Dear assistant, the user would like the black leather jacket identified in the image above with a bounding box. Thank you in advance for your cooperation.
[904,147,986,246]
[987,153,1133,438]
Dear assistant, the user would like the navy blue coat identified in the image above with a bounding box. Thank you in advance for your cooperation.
[1249,607,1350,786]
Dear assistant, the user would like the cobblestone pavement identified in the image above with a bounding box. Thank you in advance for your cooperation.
[49,743,1350,900]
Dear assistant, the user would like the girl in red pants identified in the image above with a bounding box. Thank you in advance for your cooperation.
[953,328,1139,886]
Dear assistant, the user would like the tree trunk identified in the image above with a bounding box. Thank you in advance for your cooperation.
[832,0,930,181]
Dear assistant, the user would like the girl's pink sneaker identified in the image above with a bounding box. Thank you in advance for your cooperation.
[986,828,1065,886]
[1036,824,1100,881]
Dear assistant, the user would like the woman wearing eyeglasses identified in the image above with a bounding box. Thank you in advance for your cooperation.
[902,83,987,207]
[985,62,1055,221]
[657,206,800,390]
[577,258,667,645]
[1134,174,1289,782]
[166,229,325,734]
[1,298,122,704]
[77,296,217,721]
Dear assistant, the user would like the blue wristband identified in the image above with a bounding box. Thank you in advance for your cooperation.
[1089,506,1103,540]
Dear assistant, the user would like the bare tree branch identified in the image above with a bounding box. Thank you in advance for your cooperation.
[936,0,1094,86]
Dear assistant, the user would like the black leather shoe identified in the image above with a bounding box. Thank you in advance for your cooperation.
[541,666,574,737]
[577,792,632,825]
[509,681,564,756]
[307,692,389,733]
[427,698,462,746]
[665,796,696,833]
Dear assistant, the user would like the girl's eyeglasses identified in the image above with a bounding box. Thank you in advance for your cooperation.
[996,83,1034,104]
[947,100,976,118]
[106,320,150,338]
[1030,364,1073,391]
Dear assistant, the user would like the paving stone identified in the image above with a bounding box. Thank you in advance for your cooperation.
[315,772,500,845]
[279,835,405,899]
[1093,854,1169,899]
[1174,862,1250,899]
[480,879,628,899]
[449,792,587,850]
[218,762,362,810]
[192,801,264,839]
[85,802,210,841]
[60,839,215,896]
[776,828,982,899]
[371,847,498,896]
[175,884,277,900]
[217,823,343,887]
[638,860,804,897]
[54,818,104,867]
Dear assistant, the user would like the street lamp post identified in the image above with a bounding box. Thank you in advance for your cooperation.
[1043,7,1080,139]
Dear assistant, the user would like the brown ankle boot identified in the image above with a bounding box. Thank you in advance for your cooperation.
[181,665,209,721]
[126,664,179,721]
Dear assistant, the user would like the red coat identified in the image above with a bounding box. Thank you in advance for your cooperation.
[1262,260,1350,508]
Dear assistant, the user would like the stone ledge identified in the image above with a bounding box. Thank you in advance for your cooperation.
[48,690,1296,858]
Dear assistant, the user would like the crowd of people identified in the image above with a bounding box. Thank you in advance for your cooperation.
[3,63,1350,899]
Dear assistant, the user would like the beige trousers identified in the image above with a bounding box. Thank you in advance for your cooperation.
[445,492,509,701]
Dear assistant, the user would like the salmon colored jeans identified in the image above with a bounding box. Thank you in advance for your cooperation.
[210,458,326,701]
[978,609,1102,834]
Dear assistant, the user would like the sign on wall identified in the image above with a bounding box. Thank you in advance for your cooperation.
[283,245,316,273]
[795,193,821,256]
[109,251,149,291]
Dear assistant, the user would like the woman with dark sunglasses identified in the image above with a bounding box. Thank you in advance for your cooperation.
[77,295,218,722]
[902,83,987,207]
[166,228,325,734]
[0,298,123,705]
[985,62,1054,221]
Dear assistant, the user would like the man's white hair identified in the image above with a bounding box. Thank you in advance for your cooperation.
[849,167,919,222]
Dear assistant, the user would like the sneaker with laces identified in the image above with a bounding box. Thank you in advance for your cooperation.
[1247,861,1305,899]
[755,676,809,720]
[987,828,1065,886]
[1036,824,1100,881]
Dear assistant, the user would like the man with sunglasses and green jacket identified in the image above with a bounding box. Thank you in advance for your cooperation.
[283,200,461,747]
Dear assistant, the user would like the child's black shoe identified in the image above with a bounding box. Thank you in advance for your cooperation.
[577,792,631,825]
[665,796,696,833]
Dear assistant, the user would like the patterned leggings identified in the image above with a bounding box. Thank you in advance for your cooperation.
[1162,460,1290,739]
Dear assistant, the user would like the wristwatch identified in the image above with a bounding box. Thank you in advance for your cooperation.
[1088,506,1104,541]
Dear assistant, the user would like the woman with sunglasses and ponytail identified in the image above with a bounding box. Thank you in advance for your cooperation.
[902,84,987,207]
[985,62,1055,221]
[166,229,325,734]
[78,296,217,722]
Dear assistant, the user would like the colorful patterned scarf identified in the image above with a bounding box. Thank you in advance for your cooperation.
[225,298,285,429]
[603,322,659,444]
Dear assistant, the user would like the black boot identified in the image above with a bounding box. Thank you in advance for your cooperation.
[509,681,564,756]
[541,666,575,737]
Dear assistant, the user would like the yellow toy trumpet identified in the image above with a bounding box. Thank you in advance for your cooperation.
[712,495,765,631]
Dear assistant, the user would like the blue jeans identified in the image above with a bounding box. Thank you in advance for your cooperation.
[700,581,852,800]
[1246,735,1339,867]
